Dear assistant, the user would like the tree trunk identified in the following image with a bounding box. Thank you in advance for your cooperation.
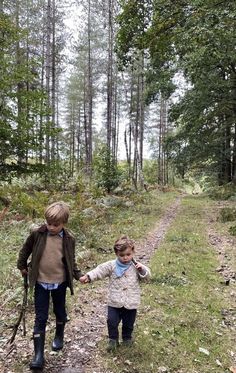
[77,105,82,170]
[45,0,51,165]
[231,70,236,184]
[51,0,56,162]
[39,30,45,164]
[83,75,89,171]
[139,52,145,172]
[16,0,24,168]
[106,0,114,154]
[158,97,163,184]
[87,0,93,175]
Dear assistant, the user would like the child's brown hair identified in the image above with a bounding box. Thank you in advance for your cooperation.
[45,201,70,224]
[114,235,135,253]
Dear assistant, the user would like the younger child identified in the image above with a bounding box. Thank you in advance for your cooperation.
[79,235,150,351]
[17,201,82,370]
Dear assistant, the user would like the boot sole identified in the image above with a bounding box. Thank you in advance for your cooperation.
[30,364,44,370]
[52,344,63,351]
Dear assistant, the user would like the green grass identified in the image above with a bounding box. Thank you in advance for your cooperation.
[2,190,234,373]
[99,196,235,373]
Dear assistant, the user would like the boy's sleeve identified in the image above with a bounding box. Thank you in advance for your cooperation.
[72,238,82,280]
[73,265,82,280]
[87,261,113,282]
[73,267,82,280]
[17,232,35,270]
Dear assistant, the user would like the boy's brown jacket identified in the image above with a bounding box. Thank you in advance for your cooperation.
[17,224,81,295]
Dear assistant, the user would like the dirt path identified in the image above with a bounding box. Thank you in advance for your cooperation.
[0,195,183,373]
[207,202,236,284]
[42,195,183,373]
[206,201,236,367]
[2,196,236,373]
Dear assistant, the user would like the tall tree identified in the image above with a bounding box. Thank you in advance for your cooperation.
[0,0,49,177]
[117,0,236,185]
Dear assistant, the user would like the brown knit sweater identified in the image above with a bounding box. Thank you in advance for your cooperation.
[37,235,66,283]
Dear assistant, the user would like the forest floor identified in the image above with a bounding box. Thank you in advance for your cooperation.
[1,193,236,373]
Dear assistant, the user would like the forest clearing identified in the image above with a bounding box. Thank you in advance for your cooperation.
[0,188,236,373]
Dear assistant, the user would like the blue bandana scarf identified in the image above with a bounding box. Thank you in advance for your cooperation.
[115,259,132,277]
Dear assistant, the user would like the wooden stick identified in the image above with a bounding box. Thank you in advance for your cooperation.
[8,275,28,344]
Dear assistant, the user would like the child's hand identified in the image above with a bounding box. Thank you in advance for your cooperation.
[134,261,147,275]
[134,262,144,272]
[20,269,28,277]
[79,274,90,284]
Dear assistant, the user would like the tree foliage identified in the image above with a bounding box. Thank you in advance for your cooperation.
[117,0,236,184]
[0,1,66,179]
[93,145,121,193]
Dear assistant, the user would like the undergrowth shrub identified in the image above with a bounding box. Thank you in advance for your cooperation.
[218,207,236,222]
[208,183,236,200]
[93,145,122,193]
[0,186,50,218]
[229,225,236,236]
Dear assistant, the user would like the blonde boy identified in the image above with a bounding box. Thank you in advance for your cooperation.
[17,201,82,370]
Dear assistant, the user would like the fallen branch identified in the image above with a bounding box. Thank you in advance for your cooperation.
[8,275,28,344]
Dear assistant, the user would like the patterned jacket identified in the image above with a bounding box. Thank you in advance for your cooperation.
[87,259,150,309]
[17,224,81,295]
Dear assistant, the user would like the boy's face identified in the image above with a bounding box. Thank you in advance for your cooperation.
[116,246,134,264]
[46,221,64,235]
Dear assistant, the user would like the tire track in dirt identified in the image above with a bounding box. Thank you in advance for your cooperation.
[206,202,236,368]
[207,203,236,284]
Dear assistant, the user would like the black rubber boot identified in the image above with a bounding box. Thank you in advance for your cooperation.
[52,322,65,351]
[30,332,45,370]
[122,338,133,346]
[107,339,118,352]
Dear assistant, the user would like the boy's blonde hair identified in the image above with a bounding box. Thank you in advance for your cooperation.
[114,235,135,253]
[45,201,70,224]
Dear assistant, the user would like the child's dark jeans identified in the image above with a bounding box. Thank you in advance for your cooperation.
[34,282,67,333]
[107,306,137,341]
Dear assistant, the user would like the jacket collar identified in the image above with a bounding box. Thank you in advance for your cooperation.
[38,224,71,238]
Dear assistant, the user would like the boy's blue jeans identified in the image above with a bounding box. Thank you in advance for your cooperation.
[107,306,137,341]
[34,282,67,333]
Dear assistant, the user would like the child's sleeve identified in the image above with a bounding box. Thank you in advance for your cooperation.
[86,261,113,282]
[17,232,35,270]
[138,264,151,281]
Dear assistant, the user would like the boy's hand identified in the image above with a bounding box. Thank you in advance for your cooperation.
[20,269,28,277]
[79,274,90,284]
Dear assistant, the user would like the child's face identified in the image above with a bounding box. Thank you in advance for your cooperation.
[116,246,134,264]
[46,221,64,235]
